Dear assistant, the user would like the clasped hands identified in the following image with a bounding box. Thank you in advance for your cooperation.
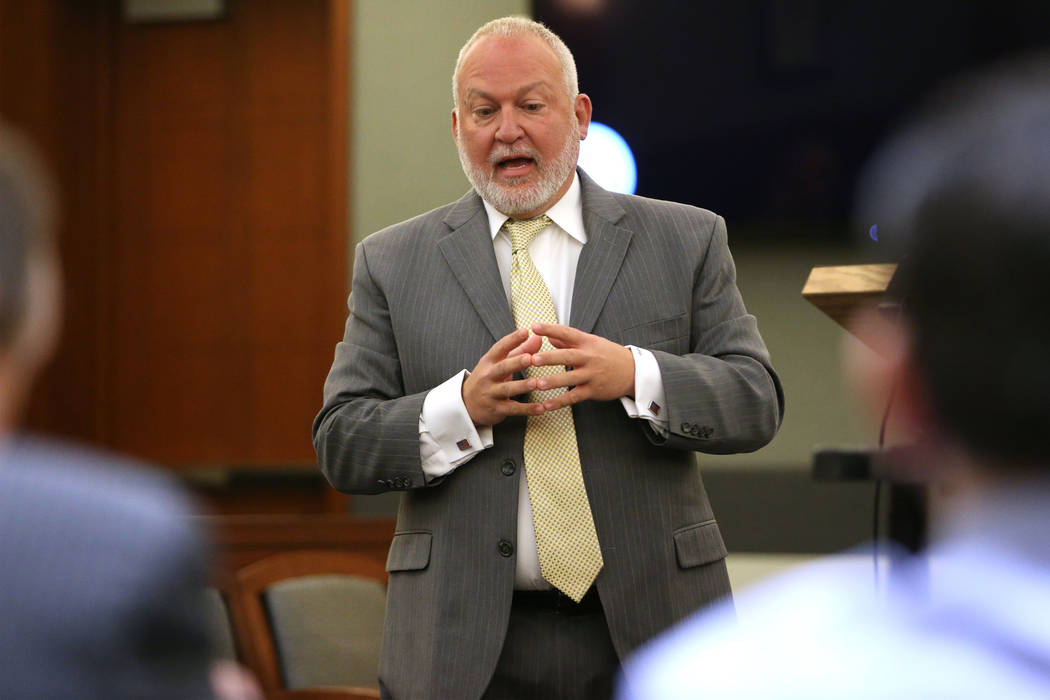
[463,323,635,428]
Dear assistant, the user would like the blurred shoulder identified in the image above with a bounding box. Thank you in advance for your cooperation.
[619,554,895,698]
[0,436,198,535]
[620,550,1048,698]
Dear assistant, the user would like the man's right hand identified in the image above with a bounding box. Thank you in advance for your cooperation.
[463,328,546,427]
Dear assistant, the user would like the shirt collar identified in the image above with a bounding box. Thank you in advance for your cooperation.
[481,172,586,244]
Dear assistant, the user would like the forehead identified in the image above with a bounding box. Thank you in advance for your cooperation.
[457,34,563,101]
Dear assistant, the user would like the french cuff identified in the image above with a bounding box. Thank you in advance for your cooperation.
[419,369,493,482]
[619,345,670,438]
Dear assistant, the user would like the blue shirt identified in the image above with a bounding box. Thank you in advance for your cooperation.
[618,480,1050,699]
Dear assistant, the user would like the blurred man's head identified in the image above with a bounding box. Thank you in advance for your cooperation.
[0,124,61,428]
[854,55,1050,474]
[451,17,591,218]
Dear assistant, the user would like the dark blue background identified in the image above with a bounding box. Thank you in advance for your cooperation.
[535,0,1050,240]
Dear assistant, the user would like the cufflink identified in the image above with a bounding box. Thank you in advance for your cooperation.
[648,401,661,415]
[456,439,470,451]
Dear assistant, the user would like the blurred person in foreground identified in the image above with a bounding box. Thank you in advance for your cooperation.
[618,55,1050,699]
[0,123,253,699]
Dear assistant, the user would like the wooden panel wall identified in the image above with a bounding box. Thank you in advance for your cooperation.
[0,0,349,468]
[0,1,112,442]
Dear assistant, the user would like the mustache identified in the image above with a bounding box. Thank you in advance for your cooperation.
[488,145,541,166]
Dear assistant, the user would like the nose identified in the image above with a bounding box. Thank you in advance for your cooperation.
[494,109,524,143]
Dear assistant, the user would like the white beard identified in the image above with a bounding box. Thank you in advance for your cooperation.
[457,120,580,218]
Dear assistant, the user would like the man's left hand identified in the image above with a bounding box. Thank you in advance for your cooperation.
[528,322,635,410]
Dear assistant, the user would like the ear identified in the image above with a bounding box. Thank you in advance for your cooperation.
[0,252,62,425]
[451,107,460,141]
[845,306,935,446]
[574,93,592,140]
[10,252,62,376]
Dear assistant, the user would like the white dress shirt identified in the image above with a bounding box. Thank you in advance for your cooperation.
[418,173,669,589]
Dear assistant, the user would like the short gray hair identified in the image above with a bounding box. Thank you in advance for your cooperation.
[452,16,579,109]
[0,123,55,346]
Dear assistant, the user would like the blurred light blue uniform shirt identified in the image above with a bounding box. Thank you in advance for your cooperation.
[618,481,1050,699]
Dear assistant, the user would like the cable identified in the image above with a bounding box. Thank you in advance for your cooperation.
[872,480,882,588]
[872,374,899,590]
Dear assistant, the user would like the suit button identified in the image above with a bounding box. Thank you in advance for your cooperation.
[376,479,387,488]
[501,459,516,476]
[681,422,693,435]
[498,539,514,557]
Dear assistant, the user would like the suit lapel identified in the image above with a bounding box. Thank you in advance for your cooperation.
[436,173,632,340]
[438,190,515,343]
[570,170,632,334]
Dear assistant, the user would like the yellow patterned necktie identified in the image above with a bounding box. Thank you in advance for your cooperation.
[504,215,603,602]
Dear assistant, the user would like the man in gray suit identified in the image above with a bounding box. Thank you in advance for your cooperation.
[0,124,219,699]
[314,16,783,699]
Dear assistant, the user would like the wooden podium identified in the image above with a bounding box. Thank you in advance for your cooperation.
[802,263,927,554]
[802,263,897,350]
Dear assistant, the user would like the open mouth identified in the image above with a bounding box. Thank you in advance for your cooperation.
[496,156,535,173]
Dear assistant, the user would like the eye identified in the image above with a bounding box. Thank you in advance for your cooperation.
[473,106,495,119]
[523,102,544,112]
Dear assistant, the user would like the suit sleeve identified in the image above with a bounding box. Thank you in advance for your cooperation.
[312,242,430,494]
[647,214,784,453]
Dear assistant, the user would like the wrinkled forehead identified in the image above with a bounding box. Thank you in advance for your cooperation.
[455,34,564,103]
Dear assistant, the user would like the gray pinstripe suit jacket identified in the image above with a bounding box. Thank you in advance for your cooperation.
[313,170,784,699]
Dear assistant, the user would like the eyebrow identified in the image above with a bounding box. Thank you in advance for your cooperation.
[465,81,551,103]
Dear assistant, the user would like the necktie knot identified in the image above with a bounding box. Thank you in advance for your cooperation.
[504,215,552,253]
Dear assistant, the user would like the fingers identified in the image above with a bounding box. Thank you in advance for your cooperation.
[489,353,533,381]
[501,398,547,416]
[537,386,587,412]
[470,326,629,424]
[529,348,578,368]
[529,368,584,392]
[499,376,541,399]
[547,335,570,349]
[485,328,531,362]
[529,331,635,402]
[465,336,547,426]
[507,332,543,358]
[531,322,584,345]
